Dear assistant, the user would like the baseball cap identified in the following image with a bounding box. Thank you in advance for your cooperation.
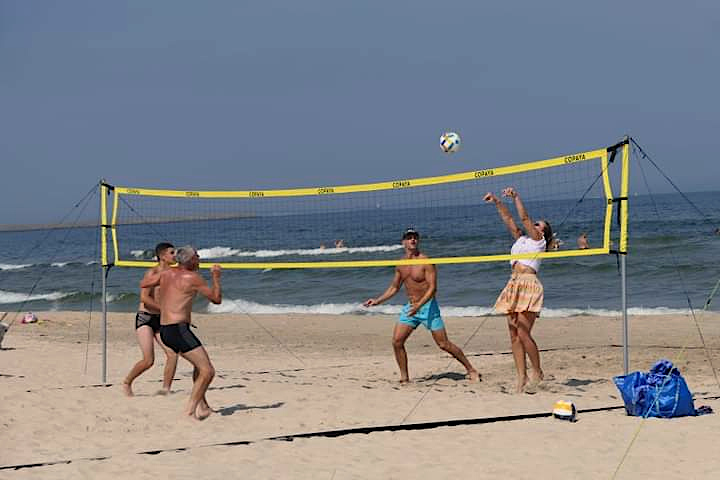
[402,228,420,239]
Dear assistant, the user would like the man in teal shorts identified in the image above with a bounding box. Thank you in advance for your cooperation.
[364,228,480,384]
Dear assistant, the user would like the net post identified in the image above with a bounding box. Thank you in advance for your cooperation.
[101,264,108,384]
[619,140,630,374]
[621,254,628,375]
[100,179,109,385]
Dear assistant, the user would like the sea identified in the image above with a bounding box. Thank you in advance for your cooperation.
[1,191,719,319]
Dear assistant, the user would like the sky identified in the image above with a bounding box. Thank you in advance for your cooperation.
[1,1,719,224]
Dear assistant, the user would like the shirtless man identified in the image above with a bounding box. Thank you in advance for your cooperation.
[123,242,179,397]
[364,228,480,383]
[141,246,222,420]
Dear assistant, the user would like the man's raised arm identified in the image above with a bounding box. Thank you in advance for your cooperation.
[195,265,222,304]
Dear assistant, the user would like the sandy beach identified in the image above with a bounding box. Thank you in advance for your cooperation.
[2,311,720,479]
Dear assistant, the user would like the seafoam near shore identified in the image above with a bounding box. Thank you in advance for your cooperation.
[2,311,720,479]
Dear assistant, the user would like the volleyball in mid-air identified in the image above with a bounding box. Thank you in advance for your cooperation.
[440,132,461,153]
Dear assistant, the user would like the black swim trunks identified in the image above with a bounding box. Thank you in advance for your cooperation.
[135,311,161,333]
[160,323,202,354]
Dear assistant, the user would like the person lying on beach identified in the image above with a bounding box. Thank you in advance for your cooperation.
[485,187,552,393]
[363,228,480,384]
[141,246,222,420]
[123,242,179,397]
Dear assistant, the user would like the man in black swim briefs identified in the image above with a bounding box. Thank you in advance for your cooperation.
[140,245,222,420]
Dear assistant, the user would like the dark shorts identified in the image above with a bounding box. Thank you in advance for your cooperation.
[160,323,202,354]
[135,311,161,333]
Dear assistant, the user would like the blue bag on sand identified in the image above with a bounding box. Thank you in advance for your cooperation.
[612,359,696,418]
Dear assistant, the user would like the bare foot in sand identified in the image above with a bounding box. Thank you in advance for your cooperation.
[155,388,171,396]
[515,378,527,394]
[524,371,544,394]
[399,378,411,385]
[195,404,213,420]
[122,382,134,397]
[200,397,214,413]
[467,370,481,383]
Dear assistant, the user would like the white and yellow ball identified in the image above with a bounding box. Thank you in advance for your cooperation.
[440,132,461,153]
[552,400,577,421]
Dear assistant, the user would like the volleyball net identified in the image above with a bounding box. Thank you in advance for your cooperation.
[100,140,629,269]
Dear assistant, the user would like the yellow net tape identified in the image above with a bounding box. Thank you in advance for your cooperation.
[114,148,607,199]
[104,144,625,269]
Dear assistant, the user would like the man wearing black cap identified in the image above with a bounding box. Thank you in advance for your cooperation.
[364,228,480,383]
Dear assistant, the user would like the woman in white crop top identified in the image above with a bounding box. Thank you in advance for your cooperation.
[484,187,553,394]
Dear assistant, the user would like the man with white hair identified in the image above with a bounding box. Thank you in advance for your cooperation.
[141,245,222,420]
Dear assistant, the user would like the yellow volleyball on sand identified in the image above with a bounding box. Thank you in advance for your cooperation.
[552,400,577,422]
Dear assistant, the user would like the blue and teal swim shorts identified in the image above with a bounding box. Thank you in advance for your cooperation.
[398,298,445,331]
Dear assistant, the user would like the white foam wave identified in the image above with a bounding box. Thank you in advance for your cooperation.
[0,290,74,304]
[208,299,693,318]
[130,249,153,259]
[0,263,33,271]
[197,246,241,258]
[106,293,137,303]
[197,244,403,259]
[208,298,399,316]
[0,261,97,270]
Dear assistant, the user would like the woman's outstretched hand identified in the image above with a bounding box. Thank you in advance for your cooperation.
[501,187,517,198]
[483,192,498,203]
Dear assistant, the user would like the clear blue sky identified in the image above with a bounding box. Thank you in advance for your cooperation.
[1,1,718,224]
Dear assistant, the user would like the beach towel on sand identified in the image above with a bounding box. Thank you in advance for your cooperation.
[613,359,696,418]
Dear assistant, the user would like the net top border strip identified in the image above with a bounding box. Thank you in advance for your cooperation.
[113,147,608,199]
[115,248,610,269]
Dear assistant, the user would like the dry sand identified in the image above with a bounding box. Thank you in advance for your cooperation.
[2,311,720,479]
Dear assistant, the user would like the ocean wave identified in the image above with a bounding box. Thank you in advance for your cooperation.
[197,244,403,259]
[0,263,33,271]
[106,292,138,303]
[0,261,97,270]
[207,299,692,318]
[130,244,403,260]
[197,246,241,258]
[0,289,75,304]
[51,261,97,268]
